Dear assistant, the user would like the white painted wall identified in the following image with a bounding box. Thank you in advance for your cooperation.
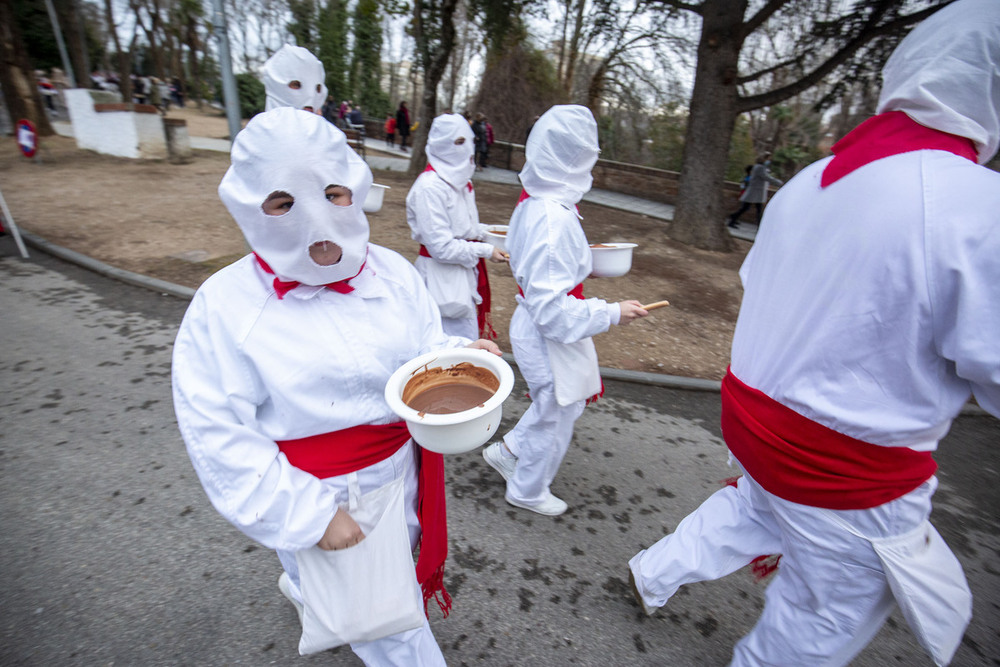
[64,89,167,160]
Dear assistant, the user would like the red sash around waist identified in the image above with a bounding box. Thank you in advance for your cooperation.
[276,423,451,616]
[720,368,936,510]
[418,243,496,340]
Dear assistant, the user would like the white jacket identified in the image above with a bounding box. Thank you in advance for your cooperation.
[172,246,465,552]
[406,170,493,319]
[731,0,1000,448]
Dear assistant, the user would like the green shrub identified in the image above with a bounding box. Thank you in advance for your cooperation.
[236,72,266,119]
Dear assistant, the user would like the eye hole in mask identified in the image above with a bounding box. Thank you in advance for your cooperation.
[325,184,353,207]
[454,137,466,145]
[288,80,302,90]
[262,190,295,216]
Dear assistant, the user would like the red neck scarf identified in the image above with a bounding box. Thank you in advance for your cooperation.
[721,368,936,510]
[276,423,451,617]
[254,253,365,300]
[821,110,977,188]
[418,165,496,339]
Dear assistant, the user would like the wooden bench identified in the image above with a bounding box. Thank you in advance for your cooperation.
[344,126,366,161]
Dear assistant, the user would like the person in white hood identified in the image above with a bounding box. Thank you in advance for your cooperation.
[629,1,1000,665]
[172,107,500,665]
[262,44,327,113]
[406,113,509,339]
[481,105,648,516]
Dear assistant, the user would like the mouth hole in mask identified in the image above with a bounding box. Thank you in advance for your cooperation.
[309,240,343,266]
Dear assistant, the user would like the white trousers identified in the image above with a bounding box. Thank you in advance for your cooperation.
[630,470,936,666]
[276,443,446,666]
[502,306,586,504]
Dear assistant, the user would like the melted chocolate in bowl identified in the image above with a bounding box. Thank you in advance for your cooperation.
[402,362,500,415]
[590,243,616,248]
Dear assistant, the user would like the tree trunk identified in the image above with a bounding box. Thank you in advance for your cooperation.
[0,0,55,136]
[56,0,91,87]
[668,0,746,251]
[408,0,459,176]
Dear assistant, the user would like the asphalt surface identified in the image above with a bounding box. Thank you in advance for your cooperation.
[1,238,998,666]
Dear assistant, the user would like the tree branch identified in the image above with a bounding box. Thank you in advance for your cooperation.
[737,3,945,113]
[645,0,702,16]
[742,0,791,38]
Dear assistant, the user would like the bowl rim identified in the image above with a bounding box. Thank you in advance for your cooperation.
[384,348,514,426]
[485,225,509,234]
[590,242,637,250]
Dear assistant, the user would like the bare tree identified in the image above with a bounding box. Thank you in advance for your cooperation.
[650,0,948,251]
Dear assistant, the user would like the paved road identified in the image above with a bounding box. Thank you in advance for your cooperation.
[1,241,997,666]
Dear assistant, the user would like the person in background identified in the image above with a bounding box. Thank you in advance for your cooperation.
[481,105,648,516]
[405,113,508,340]
[396,101,411,152]
[629,2,999,665]
[349,105,364,128]
[385,114,397,148]
[261,44,327,113]
[727,153,782,229]
[173,108,501,666]
[321,95,338,124]
[471,113,488,171]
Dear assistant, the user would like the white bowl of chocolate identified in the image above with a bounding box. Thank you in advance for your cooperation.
[484,225,509,252]
[384,348,515,455]
[589,242,638,278]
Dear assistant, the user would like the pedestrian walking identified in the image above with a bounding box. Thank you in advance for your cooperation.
[630,2,1000,665]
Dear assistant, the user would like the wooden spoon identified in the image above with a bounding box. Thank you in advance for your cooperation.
[641,300,670,311]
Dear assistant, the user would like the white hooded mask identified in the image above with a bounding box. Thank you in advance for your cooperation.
[425,113,476,188]
[219,107,373,286]
[262,44,328,112]
[519,105,600,205]
[876,0,1000,164]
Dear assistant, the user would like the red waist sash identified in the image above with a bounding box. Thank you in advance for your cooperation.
[418,244,496,340]
[276,422,451,616]
[720,368,936,510]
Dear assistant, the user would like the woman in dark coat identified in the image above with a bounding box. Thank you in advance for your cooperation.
[396,101,411,151]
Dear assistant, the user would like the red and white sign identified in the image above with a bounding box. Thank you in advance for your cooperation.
[17,119,37,158]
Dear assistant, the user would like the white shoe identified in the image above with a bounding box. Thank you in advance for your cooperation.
[483,441,517,481]
[278,572,304,624]
[504,491,568,516]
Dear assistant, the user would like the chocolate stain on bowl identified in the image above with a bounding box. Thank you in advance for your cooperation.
[403,362,500,416]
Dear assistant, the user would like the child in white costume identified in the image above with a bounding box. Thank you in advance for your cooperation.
[262,44,327,112]
[172,108,500,666]
[406,113,508,340]
[482,105,648,516]
[630,2,1000,665]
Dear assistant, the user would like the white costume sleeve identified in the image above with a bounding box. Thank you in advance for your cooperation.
[926,159,1000,417]
[514,199,612,344]
[406,176,493,268]
[172,290,340,552]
